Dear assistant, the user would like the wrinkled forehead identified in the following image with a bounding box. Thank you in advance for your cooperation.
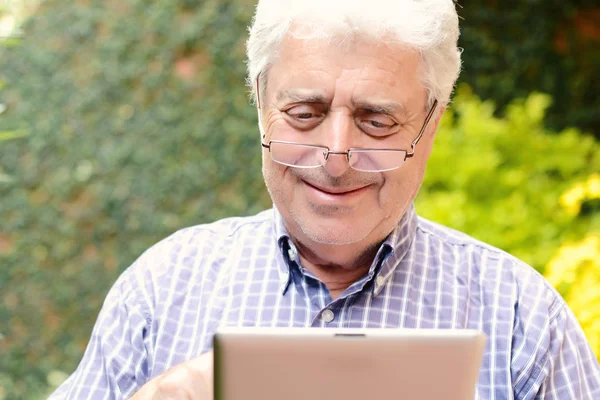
[261,32,426,110]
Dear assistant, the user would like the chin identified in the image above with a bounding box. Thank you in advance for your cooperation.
[301,228,367,246]
[291,211,374,246]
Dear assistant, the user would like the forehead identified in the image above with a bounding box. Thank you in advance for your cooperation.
[264,33,426,108]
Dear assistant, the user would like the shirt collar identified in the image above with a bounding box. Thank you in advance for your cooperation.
[272,203,418,296]
[372,203,418,296]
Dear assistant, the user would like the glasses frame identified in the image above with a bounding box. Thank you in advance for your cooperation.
[257,76,439,172]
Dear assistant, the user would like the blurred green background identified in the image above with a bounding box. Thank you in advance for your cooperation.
[1,1,599,398]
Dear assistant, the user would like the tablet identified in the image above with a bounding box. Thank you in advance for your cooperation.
[213,327,486,400]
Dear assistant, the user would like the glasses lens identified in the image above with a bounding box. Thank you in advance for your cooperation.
[269,141,326,168]
[349,149,407,172]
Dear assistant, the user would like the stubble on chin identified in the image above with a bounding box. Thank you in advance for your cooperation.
[289,208,366,246]
[263,163,387,245]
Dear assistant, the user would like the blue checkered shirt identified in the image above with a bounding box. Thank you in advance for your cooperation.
[50,204,600,399]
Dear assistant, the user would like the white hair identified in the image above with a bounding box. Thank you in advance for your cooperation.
[246,0,462,111]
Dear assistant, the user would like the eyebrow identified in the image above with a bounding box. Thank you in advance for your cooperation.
[352,100,408,117]
[275,89,328,104]
[275,89,408,117]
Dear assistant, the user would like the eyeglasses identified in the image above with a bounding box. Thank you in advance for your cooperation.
[261,99,438,172]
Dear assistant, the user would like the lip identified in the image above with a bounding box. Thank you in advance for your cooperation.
[301,179,370,202]
[304,181,368,194]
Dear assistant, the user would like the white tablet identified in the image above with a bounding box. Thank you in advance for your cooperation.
[213,327,486,400]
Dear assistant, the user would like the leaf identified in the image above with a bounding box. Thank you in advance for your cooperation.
[0,37,21,47]
[0,130,28,141]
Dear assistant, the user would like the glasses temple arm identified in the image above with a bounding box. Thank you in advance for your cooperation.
[407,99,438,157]
[256,76,261,109]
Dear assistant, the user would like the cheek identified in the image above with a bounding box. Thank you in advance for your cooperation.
[378,166,425,212]
[262,157,277,188]
[262,157,292,199]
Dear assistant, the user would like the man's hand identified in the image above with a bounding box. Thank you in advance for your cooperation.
[131,351,213,400]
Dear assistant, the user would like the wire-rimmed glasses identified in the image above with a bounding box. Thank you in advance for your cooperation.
[261,99,438,173]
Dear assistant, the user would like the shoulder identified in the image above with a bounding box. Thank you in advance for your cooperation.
[415,216,599,396]
[416,215,565,318]
[119,209,276,308]
[134,208,274,269]
[416,216,523,261]
[161,208,275,249]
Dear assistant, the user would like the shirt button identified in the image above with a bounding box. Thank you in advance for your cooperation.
[321,309,335,323]
[376,275,386,287]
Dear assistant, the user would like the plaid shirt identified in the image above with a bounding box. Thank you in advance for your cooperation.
[50,204,600,399]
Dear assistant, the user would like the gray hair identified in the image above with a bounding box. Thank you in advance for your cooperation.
[246,0,462,110]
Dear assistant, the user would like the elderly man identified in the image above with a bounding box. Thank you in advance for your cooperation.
[50,0,600,399]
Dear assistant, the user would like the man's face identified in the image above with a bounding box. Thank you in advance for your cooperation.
[261,35,441,247]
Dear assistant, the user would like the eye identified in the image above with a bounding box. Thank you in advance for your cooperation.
[285,105,323,120]
[368,119,392,129]
[358,113,397,134]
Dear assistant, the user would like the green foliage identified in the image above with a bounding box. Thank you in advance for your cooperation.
[417,86,600,271]
[0,1,265,398]
[458,0,600,136]
[0,7,23,145]
[0,130,26,141]
[0,0,598,398]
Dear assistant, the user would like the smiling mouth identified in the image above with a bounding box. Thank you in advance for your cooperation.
[302,180,368,195]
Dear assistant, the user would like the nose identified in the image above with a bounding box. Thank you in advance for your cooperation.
[322,151,351,177]
[321,111,353,177]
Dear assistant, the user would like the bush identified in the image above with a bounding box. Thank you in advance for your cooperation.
[458,1,600,136]
[0,1,264,398]
[1,1,599,398]
[545,233,600,358]
[545,174,600,359]
[416,86,600,272]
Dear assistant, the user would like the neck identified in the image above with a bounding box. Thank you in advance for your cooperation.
[290,235,383,299]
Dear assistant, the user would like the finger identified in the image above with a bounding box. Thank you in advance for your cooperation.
[131,352,214,400]
[133,363,195,400]
[153,368,195,400]
[155,352,213,399]
[187,351,213,373]
[186,351,214,398]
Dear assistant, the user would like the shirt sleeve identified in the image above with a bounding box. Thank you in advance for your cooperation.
[48,266,152,400]
[513,295,600,399]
